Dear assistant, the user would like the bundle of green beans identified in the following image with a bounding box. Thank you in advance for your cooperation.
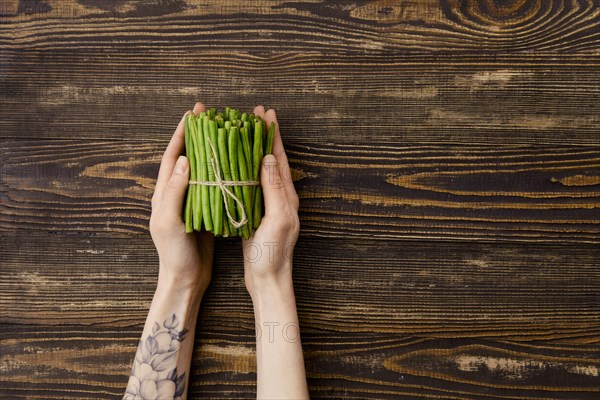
[183,107,275,238]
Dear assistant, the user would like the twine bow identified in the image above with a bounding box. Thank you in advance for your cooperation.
[188,136,259,228]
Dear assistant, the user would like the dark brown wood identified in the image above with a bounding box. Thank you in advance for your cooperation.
[2,54,600,145]
[1,0,599,399]
[1,233,599,398]
[2,140,599,242]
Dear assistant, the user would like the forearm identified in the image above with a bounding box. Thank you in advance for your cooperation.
[252,271,309,399]
[125,274,203,400]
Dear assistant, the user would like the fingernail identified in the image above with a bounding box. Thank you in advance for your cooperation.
[262,154,275,166]
[175,156,187,174]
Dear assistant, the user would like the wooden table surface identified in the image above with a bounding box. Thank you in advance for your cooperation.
[1,0,599,399]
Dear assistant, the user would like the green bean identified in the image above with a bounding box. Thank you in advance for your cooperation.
[265,121,275,155]
[240,121,253,177]
[252,121,264,229]
[201,115,213,231]
[218,127,237,236]
[188,116,203,231]
[208,120,222,236]
[184,115,194,233]
[238,126,254,236]
[228,127,249,239]
[222,210,230,237]
[194,116,207,231]
[183,107,274,236]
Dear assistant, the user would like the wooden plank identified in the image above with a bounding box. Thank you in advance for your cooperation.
[1,1,599,144]
[2,325,599,399]
[1,140,599,243]
[1,232,598,339]
[0,0,598,54]
[2,225,599,400]
[1,52,599,144]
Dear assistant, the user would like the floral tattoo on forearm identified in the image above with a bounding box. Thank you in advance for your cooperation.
[124,314,189,400]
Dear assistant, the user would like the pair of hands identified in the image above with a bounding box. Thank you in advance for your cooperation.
[149,102,300,299]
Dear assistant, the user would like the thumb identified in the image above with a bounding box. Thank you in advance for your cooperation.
[261,154,287,216]
[161,155,189,219]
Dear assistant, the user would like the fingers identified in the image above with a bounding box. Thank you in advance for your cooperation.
[262,108,299,209]
[154,110,192,205]
[260,154,288,216]
[193,102,205,115]
[263,109,288,166]
[160,156,190,221]
[253,105,265,118]
[153,102,204,207]
[254,105,289,170]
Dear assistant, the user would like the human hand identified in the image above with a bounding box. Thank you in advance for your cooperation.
[243,106,300,300]
[150,102,215,296]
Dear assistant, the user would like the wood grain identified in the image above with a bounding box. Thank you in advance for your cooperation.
[1,0,598,53]
[1,53,599,144]
[1,0,599,398]
[2,232,599,338]
[2,326,599,399]
[1,0,599,144]
[2,140,599,242]
[1,233,599,398]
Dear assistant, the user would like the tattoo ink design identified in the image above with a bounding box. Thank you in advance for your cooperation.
[124,314,189,400]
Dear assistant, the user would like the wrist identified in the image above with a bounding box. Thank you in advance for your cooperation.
[250,272,294,302]
[251,275,299,332]
[156,270,206,303]
[245,256,293,278]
